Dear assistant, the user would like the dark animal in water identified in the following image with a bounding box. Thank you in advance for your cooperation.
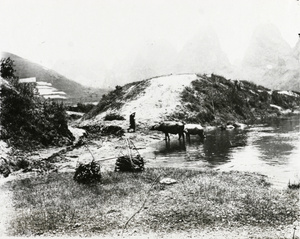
[184,124,205,140]
[150,121,185,141]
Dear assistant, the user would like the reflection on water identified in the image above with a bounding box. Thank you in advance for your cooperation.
[148,115,300,188]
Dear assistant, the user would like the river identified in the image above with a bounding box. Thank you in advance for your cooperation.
[146,115,300,189]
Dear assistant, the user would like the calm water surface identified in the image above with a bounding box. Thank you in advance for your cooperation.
[145,115,300,188]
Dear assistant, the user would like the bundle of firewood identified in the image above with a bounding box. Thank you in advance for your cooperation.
[115,154,145,172]
[73,160,101,184]
[115,138,145,172]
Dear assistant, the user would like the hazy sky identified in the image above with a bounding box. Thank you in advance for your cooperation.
[1,0,300,87]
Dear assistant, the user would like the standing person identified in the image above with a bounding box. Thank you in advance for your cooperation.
[128,112,136,132]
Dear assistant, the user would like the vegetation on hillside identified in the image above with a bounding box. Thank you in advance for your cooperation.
[67,102,95,113]
[1,52,83,99]
[83,80,150,120]
[83,85,124,119]
[0,57,74,150]
[81,73,300,126]
[171,74,300,125]
[1,52,107,104]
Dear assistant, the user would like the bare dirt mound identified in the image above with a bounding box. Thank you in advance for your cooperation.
[81,73,199,127]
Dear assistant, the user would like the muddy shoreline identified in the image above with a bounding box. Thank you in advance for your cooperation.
[5,109,299,181]
[1,122,300,238]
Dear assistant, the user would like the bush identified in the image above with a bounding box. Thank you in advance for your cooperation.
[104,113,125,121]
[83,85,125,119]
[0,160,11,177]
[15,158,30,170]
[101,125,125,137]
[0,57,74,149]
[67,103,95,113]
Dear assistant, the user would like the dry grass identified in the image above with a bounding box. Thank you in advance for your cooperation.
[6,168,299,237]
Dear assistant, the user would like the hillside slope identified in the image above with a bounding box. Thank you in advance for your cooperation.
[81,73,300,127]
[1,52,106,103]
[83,74,197,124]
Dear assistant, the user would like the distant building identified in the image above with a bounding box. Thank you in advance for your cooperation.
[19,77,68,102]
[3,77,68,102]
[36,81,68,101]
[19,77,36,83]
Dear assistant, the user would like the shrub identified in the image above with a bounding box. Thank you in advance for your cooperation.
[79,125,125,139]
[0,160,11,177]
[123,80,151,100]
[15,158,30,169]
[67,103,95,113]
[101,125,125,137]
[104,113,125,121]
[83,85,125,119]
[0,57,74,149]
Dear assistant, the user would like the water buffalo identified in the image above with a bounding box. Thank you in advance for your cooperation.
[184,124,205,141]
[150,121,185,141]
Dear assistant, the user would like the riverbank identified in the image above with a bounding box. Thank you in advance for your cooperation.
[1,127,300,238]
[1,112,300,238]
[3,168,300,238]
[3,115,299,188]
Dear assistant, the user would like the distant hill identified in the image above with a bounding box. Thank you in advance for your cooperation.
[105,28,234,88]
[81,73,300,127]
[1,52,107,104]
[107,41,178,87]
[239,24,300,91]
[176,29,233,77]
[105,25,300,92]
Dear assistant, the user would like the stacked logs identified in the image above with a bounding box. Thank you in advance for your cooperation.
[73,161,101,184]
[115,139,145,172]
[115,154,144,172]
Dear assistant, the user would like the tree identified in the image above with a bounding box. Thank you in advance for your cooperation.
[0,57,14,77]
[0,58,74,149]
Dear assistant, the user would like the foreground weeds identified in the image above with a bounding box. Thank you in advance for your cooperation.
[6,168,299,237]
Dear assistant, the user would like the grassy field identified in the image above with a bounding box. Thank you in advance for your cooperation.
[6,168,299,237]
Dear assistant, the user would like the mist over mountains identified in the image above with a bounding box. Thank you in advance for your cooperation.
[2,23,299,92]
[175,28,233,77]
[239,24,300,91]
[105,40,178,87]
[104,24,300,91]
[106,28,233,88]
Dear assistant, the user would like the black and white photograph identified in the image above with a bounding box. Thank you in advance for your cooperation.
[0,0,300,238]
